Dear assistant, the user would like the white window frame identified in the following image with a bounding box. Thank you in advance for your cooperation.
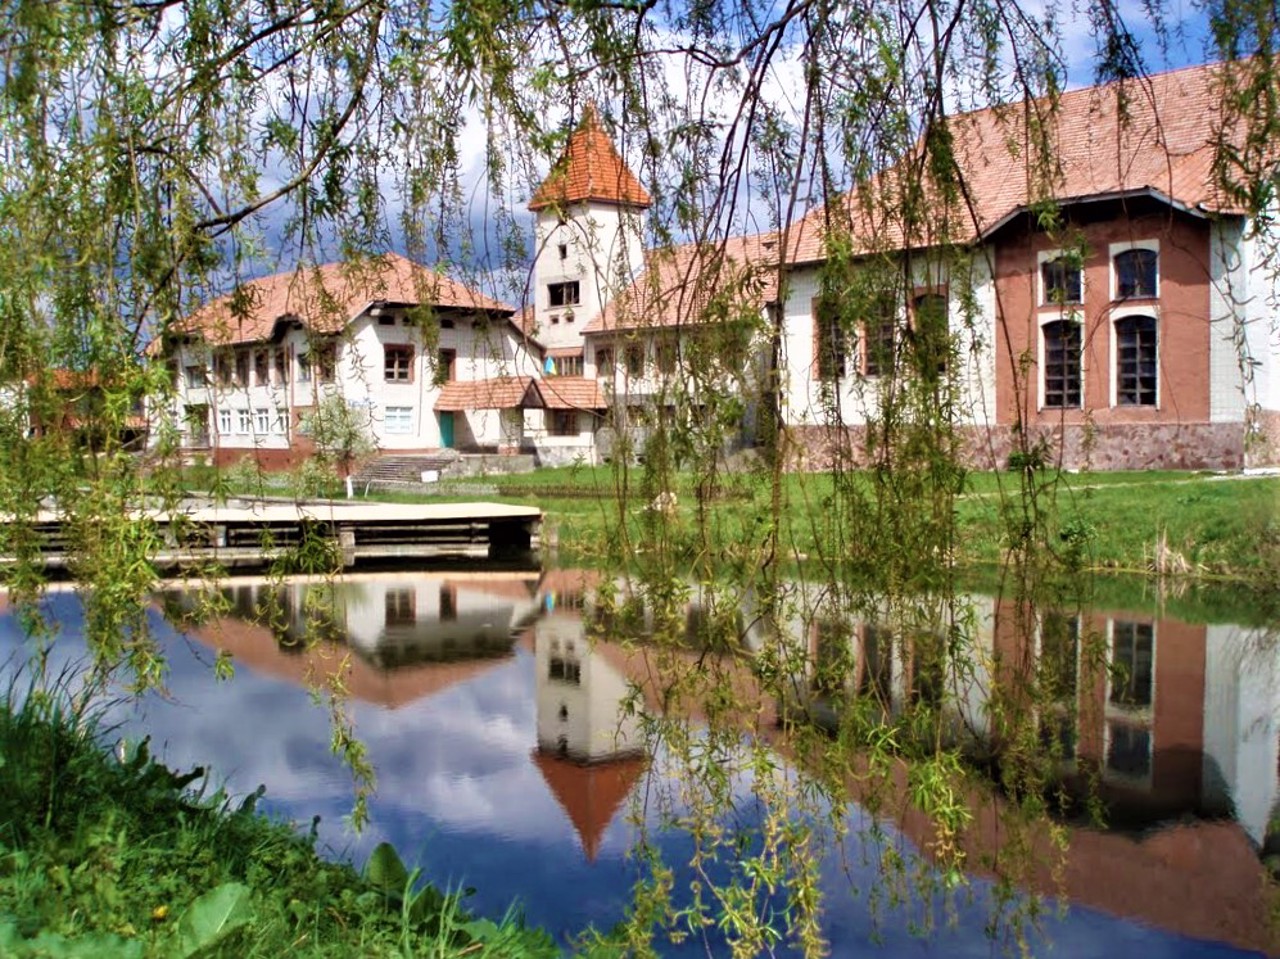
[217,407,232,435]
[384,406,414,435]
[1037,315,1085,411]
[236,408,252,434]
[254,407,271,434]
[1108,309,1160,409]
[1037,248,1085,307]
[1102,617,1156,789]
[1109,239,1160,301]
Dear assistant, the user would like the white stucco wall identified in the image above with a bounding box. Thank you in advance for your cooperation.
[532,201,645,352]
[778,255,998,430]
[164,307,539,455]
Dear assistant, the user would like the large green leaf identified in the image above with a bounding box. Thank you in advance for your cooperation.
[364,841,409,896]
[174,882,253,958]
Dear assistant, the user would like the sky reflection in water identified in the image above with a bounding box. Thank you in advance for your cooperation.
[0,572,1271,958]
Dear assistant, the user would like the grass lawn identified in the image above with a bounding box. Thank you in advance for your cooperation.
[182,461,1279,584]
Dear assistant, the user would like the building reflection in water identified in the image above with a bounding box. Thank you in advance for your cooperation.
[529,570,647,861]
[156,569,1280,950]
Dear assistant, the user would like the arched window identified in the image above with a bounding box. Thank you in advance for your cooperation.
[1114,249,1158,299]
[1042,319,1082,408]
[1115,315,1157,406]
[1042,255,1083,305]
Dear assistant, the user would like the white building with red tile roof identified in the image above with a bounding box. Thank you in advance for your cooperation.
[157,253,544,467]
[569,59,1280,470]
[774,60,1280,469]
[160,61,1279,471]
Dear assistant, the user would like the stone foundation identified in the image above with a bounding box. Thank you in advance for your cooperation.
[1246,409,1280,469]
[785,421,1250,472]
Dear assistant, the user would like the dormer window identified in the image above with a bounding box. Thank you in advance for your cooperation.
[548,281,580,308]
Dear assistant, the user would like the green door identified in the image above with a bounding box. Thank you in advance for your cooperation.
[439,412,454,449]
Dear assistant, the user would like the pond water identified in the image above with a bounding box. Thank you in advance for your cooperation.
[1,570,1275,957]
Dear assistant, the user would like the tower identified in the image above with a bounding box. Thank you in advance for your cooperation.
[528,103,651,357]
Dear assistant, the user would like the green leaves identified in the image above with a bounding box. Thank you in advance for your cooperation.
[364,842,410,895]
[173,882,253,958]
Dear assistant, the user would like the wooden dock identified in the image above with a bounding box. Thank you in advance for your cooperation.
[4,500,542,571]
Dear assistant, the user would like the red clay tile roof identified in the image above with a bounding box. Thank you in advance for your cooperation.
[190,615,512,710]
[434,376,536,411]
[583,233,777,334]
[531,748,647,861]
[529,104,652,212]
[533,376,606,410]
[177,253,514,346]
[785,60,1258,264]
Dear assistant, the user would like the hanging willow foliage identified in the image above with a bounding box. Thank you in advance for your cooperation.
[1,0,1278,955]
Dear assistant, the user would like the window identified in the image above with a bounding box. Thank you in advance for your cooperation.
[273,408,286,434]
[234,348,250,387]
[184,365,207,388]
[626,345,644,378]
[1115,248,1158,299]
[274,350,289,386]
[595,347,614,376]
[185,405,211,447]
[1042,319,1082,409]
[555,353,583,377]
[236,408,251,434]
[911,293,948,378]
[217,407,232,435]
[384,406,413,434]
[440,585,457,621]
[1115,315,1157,406]
[655,341,677,376]
[548,281,580,307]
[214,352,233,387]
[557,243,568,261]
[385,589,416,627]
[435,349,456,385]
[815,297,847,381]
[1040,612,1080,700]
[1042,255,1083,305]
[1106,722,1152,778]
[315,343,337,383]
[253,349,270,386]
[297,352,312,383]
[858,623,893,701]
[384,344,414,382]
[550,410,577,436]
[254,408,271,434]
[548,656,582,685]
[1110,620,1154,709]
[861,299,896,378]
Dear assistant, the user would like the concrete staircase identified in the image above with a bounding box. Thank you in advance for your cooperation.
[353,452,460,491]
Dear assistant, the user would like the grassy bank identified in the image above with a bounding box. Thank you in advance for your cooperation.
[461,466,1279,584]
[178,462,1278,584]
[0,687,558,958]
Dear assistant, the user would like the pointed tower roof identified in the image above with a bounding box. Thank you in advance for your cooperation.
[529,103,652,212]
[531,749,647,861]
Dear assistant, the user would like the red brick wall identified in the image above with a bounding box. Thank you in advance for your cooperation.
[993,200,1217,432]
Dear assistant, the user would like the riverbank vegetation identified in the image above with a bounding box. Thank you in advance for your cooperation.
[182,462,1279,585]
[0,685,558,958]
